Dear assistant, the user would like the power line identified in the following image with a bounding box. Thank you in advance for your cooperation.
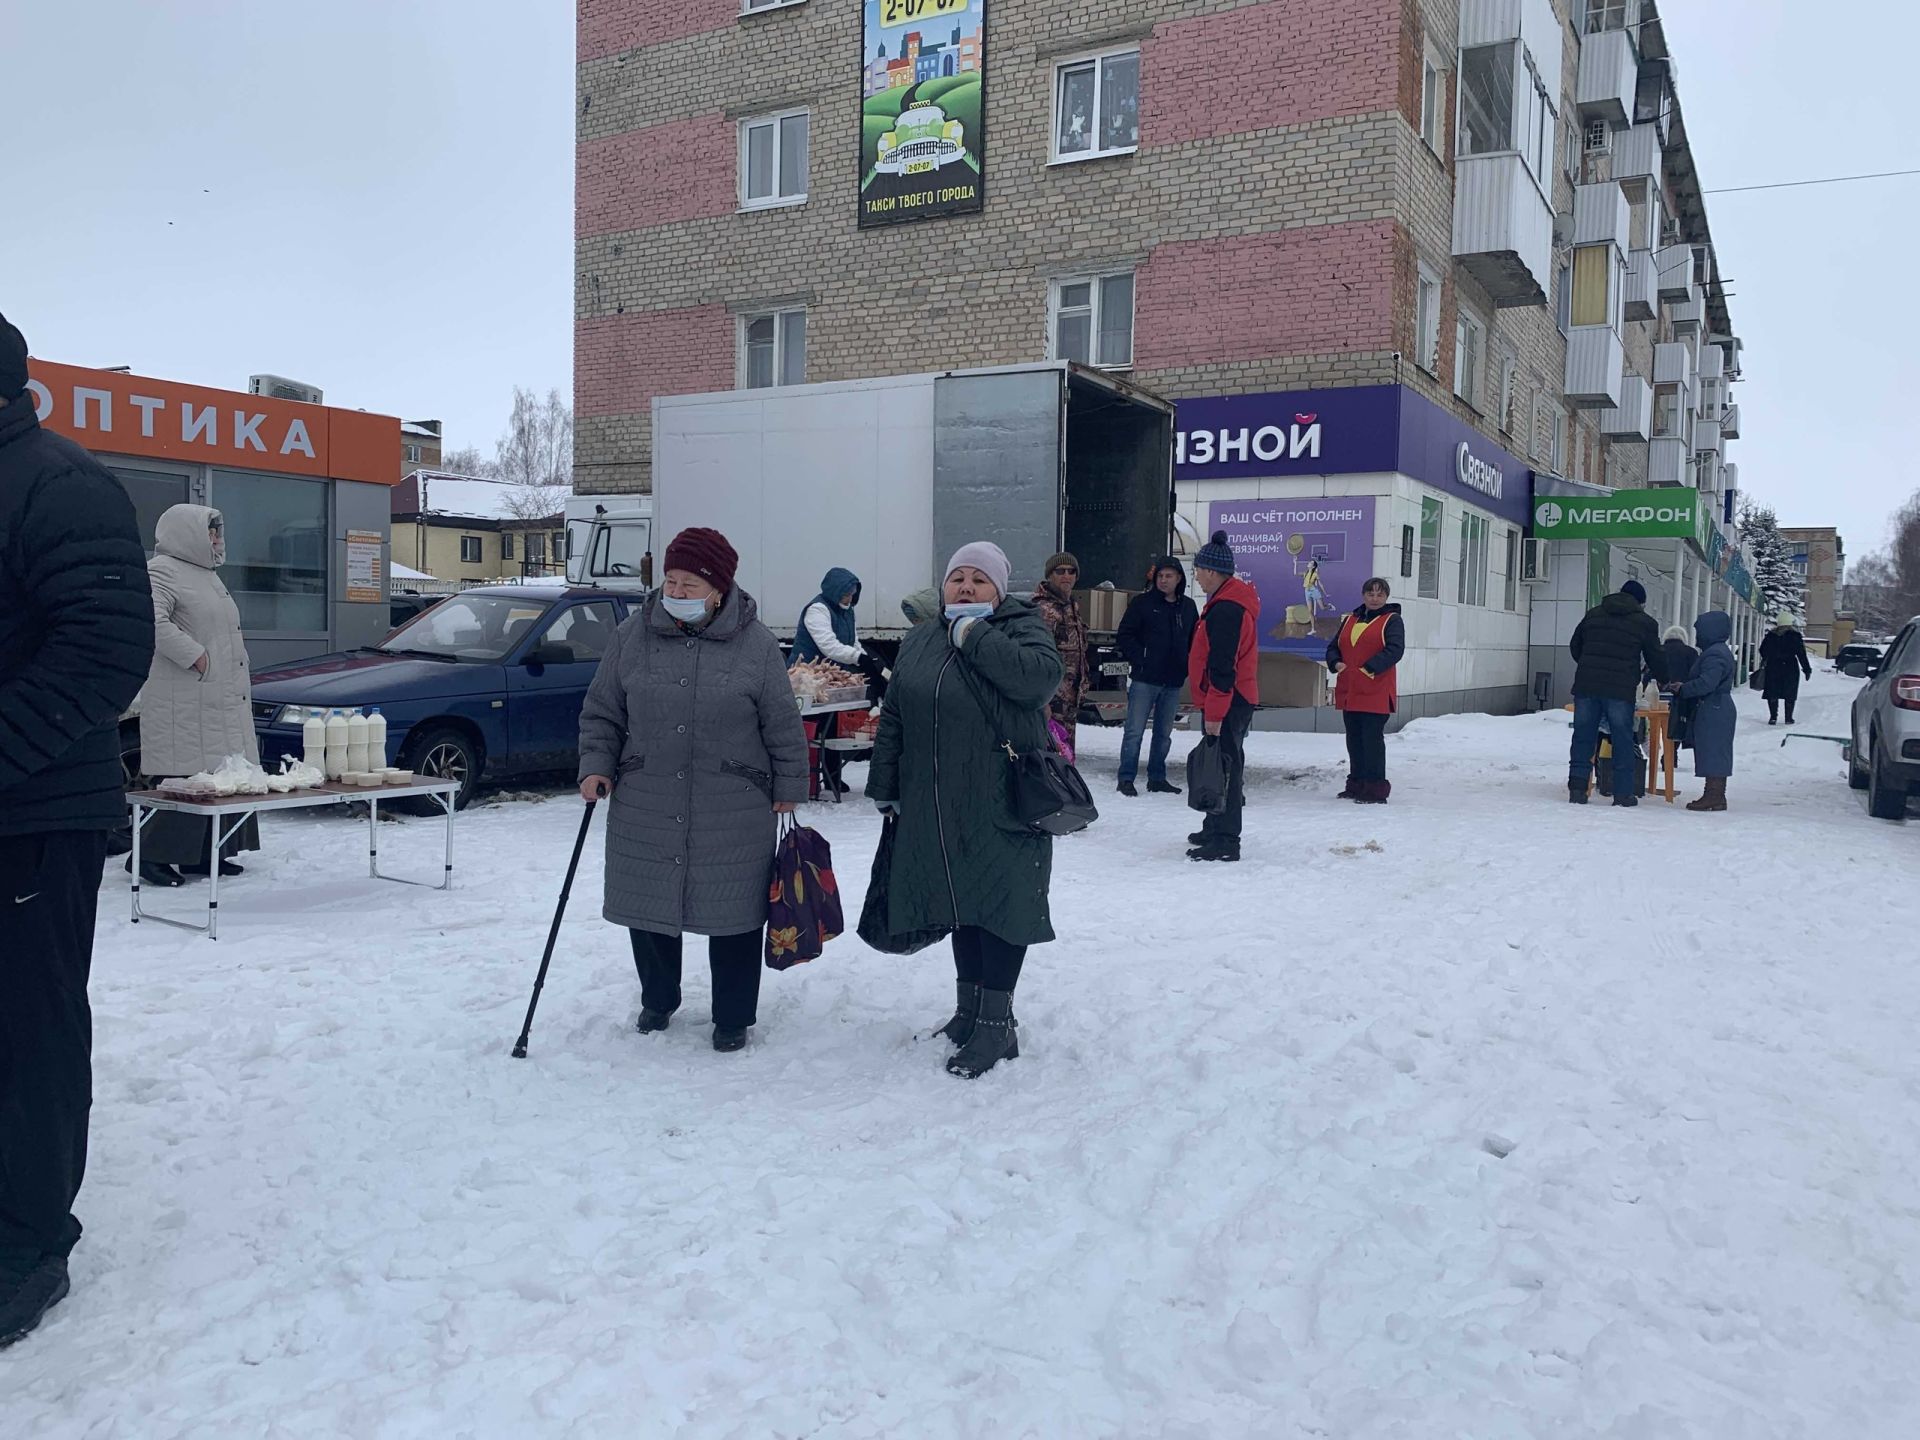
[1704,167,1920,195]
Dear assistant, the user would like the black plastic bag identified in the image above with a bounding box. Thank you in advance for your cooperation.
[856,815,951,956]
[1186,735,1228,816]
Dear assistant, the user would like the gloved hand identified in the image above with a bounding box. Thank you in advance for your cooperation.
[874,799,901,816]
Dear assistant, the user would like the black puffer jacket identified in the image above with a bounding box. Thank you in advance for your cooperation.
[1115,558,1198,687]
[1569,591,1665,701]
[0,390,156,836]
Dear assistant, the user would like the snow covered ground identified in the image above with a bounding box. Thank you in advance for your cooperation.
[9,670,1920,1437]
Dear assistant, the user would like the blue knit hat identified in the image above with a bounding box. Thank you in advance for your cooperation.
[1194,529,1236,576]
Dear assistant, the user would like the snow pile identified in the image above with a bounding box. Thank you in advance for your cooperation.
[8,672,1920,1435]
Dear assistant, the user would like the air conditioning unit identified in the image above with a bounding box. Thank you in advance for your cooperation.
[248,373,324,405]
[1521,538,1553,584]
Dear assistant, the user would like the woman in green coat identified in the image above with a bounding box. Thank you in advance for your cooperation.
[866,541,1064,1078]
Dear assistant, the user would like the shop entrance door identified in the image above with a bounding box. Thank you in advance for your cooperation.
[109,467,193,554]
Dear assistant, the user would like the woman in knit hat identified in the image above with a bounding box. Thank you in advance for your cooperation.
[1030,551,1091,755]
[866,541,1064,1078]
[577,527,809,1053]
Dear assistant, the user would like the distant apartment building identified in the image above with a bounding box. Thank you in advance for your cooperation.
[1780,526,1845,647]
[576,0,1756,718]
[391,471,569,584]
[401,419,443,476]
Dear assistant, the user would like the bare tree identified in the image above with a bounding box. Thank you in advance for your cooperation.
[440,445,492,477]
[493,387,573,491]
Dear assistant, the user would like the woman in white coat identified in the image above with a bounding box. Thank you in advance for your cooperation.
[134,504,260,885]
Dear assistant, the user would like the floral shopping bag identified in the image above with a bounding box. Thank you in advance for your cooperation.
[765,815,843,970]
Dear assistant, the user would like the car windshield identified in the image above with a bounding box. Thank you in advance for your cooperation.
[379,594,554,661]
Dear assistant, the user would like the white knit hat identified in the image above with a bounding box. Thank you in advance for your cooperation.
[943,541,1011,601]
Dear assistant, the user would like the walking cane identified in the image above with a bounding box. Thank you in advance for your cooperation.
[511,799,597,1059]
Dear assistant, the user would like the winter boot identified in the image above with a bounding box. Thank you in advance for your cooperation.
[1336,775,1359,799]
[932,980,981,1046]
[1568,783,1589,805]
[1188,829,1211,846]
[129,858,185,887]
[1357,780,1390,804]
[1686,777,1728,812]
[0,1255,69,1350]
[1611,789,1639,808]
[1147,778,1182,795]
[713,1027,748,1053]
[635,1008,671,1033]
[946,989,1017,1078]
[1116,781,1138,798]
[1187,839,1241,862]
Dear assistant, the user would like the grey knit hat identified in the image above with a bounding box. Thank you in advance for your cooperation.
[1194,529,1236,576]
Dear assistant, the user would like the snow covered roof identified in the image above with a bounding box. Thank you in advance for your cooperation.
[403,472,570,522]
[391,561,435,581]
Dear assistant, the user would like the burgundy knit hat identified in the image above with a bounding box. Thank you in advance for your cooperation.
[662,527,739,593]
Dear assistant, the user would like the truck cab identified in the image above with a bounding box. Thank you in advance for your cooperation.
[565,494,653,592]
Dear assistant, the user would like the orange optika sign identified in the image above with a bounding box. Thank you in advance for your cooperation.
[25,360,401,487]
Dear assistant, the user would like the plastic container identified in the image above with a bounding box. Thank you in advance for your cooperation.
[346,709,370,775]
[323,709,349,781]
[366,707,389,768]
[300,709,325,768]
[382,769,413,785]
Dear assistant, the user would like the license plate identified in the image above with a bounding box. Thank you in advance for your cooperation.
[1100,661,1132,676]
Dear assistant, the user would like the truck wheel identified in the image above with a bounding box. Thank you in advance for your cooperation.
[403,725,484,813]
[1867,734,1909,821]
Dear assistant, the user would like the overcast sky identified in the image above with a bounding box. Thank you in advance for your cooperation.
[3,2,1911,558]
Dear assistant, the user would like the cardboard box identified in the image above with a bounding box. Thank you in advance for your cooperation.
[1075,587,1137,632]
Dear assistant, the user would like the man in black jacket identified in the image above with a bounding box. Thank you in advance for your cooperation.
[0,312,155,1347]
[1566,578,1665,807]
[1113,557,1198,797]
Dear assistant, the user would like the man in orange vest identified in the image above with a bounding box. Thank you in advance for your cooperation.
[1326,577,1406,803]
[1186,531,1260,861]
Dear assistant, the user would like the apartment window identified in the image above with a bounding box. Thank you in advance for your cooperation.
[1415,266,1442,372]
[1418,496,1444,599]
[1527,65,1554,182]
[739,109,809,208]
[1497,355,1518,432]
[1572,244,1612,327]
[1053,47,1139,161]
[1454,310,1486,409]
[1530,389,1547,462]
[1504,528,1520,610]
[740,308,806,388]
[1584,117,1610,152]
[1458,512,1490,606]
[1627,181,1652,252]
[1050,272,1134,369]
[1554,260,1572,334]
[1420,54,1443,151]
[1400,524,1416,579]
[459,535,482,565]
[501,532,515,561]
[404,443,422,464]
[1458,44,1513,155]
[741,0,805,10]
[1651,383,1680,438]
[1585,0,1631,33]
[1551,409,1568,472]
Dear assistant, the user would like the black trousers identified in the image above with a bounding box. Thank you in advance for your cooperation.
[952,925,1026,994]
[1200,696,1256,842]
[629,928,762,1030]
[0,831,104,1271]
[1342,711,1389,783]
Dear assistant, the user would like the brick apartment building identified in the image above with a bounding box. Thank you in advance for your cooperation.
[575,0,1752,718]
[1780,526,1845,649]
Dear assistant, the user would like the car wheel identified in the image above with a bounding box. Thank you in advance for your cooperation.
[1848,728,1871,791]
[403,725,483,813]
[1867,733,1909,821]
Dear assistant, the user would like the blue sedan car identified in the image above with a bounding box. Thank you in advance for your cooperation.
[251,584,637,808]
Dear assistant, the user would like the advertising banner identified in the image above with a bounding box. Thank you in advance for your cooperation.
[1530,491,1700,540]
[1206,497,1378,656]
[345,530,383,603]
[860,0,985,228]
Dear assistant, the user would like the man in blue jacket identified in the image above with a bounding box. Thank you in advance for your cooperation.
[0,313,155,1347]
[1114,557,1197,797]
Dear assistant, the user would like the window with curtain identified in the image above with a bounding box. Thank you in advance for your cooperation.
[1571,244,1611,327]
[213,470,329,633]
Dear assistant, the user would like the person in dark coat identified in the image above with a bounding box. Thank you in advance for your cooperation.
[788,565,876,796]
[1186,531,1260,861]
[1658,624,1701,748]
[1113,556,1197,797]
[1759,613,1813,725]
[1326,578,1406,804]
[0,311,156,1348]
[578,528,809,1053]
[1676,610,1737,811]
[1566,579,1666,806]
[866,541,1063,1079]
[1031,552,1091,755]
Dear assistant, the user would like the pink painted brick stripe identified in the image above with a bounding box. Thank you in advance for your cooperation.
[577,112,738,238]
[575,306,735,419]
[579,0,738,64]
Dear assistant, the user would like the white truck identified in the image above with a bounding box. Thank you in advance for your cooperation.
[564,492,653,588]
[633,363,1175,695]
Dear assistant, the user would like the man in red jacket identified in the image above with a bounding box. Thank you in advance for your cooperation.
[1186,530,1260,861]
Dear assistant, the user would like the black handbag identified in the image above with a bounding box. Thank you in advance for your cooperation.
[959,667,1099,836]
[856,815,950,955]
[1186,734,1229,815]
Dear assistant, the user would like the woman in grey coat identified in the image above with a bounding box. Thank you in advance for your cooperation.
[1676,610,1737,812]
[577,528,808,1052]
[867,541,1063,1079]
[135,504,260,885]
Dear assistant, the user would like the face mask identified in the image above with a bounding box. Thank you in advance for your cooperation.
[210,542,226,566]
[663,594,710,623]
[945,602,993,623]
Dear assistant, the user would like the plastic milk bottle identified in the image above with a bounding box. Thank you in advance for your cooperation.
[346,709,371,775]
[324,709,349,780]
